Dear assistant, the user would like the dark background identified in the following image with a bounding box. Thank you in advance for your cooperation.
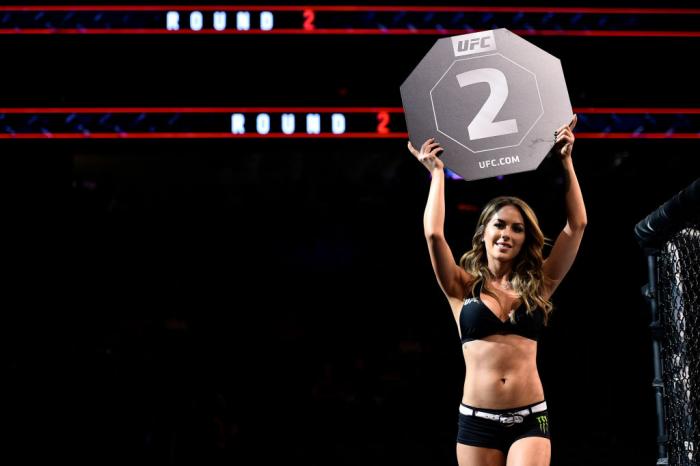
[3,1,699,465]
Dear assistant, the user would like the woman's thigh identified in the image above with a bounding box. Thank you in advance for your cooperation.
[506,437,550,466]
[457,443,506,466]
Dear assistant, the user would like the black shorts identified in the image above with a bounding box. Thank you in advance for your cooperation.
[456,400,551,455]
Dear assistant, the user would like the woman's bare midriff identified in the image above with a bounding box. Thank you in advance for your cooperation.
[460,334,544,409]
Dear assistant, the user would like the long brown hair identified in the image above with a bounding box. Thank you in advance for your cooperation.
[459,196,553,324]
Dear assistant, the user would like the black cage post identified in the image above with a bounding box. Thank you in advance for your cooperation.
[635,178,700,466]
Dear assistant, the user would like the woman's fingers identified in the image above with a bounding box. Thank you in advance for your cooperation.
[556,130,574,143]
[556,127,574,140]
[553,117,576,156]
[414,138,442,155]
[426,141,441,152]
[554,115,577,137]
[409,138,443,166]
[569,114,578,130]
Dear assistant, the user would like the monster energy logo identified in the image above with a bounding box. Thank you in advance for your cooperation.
[536,415,549,434]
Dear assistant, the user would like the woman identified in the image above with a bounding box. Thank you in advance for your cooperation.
[407,115,586,466]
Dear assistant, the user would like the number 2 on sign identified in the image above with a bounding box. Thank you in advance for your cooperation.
[456,68,518,140]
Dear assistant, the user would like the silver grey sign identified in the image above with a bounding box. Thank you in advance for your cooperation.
[400,28,572,181]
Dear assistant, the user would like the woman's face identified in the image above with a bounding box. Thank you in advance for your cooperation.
[483,205,526,262]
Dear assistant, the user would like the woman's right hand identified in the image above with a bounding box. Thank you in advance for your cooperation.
[408,138,444,172]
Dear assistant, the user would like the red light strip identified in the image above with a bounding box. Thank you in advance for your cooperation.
[0,107,696,114]
[577,133,700,139]
[0,107,404,114]
[575,107,700,114]
[0,132,410,139]
[0,5,697,37]
[1,108,698,139]
[1,132,698,139]
[0,6,698,14]
[0,28,697,37]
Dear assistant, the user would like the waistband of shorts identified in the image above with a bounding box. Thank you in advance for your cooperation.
[459,399,547,414]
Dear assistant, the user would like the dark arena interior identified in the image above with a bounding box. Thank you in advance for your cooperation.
[3,1,699,465]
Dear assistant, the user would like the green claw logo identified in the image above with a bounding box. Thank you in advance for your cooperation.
[536,415,549,434]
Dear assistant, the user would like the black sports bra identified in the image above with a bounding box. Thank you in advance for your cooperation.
[459,281,544,343]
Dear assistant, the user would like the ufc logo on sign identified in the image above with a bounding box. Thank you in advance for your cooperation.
[452,31,496,57]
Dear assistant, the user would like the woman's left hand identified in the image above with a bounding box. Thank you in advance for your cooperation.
[554,114,577,159]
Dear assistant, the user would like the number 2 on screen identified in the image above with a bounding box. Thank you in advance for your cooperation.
[456,68,518,141]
